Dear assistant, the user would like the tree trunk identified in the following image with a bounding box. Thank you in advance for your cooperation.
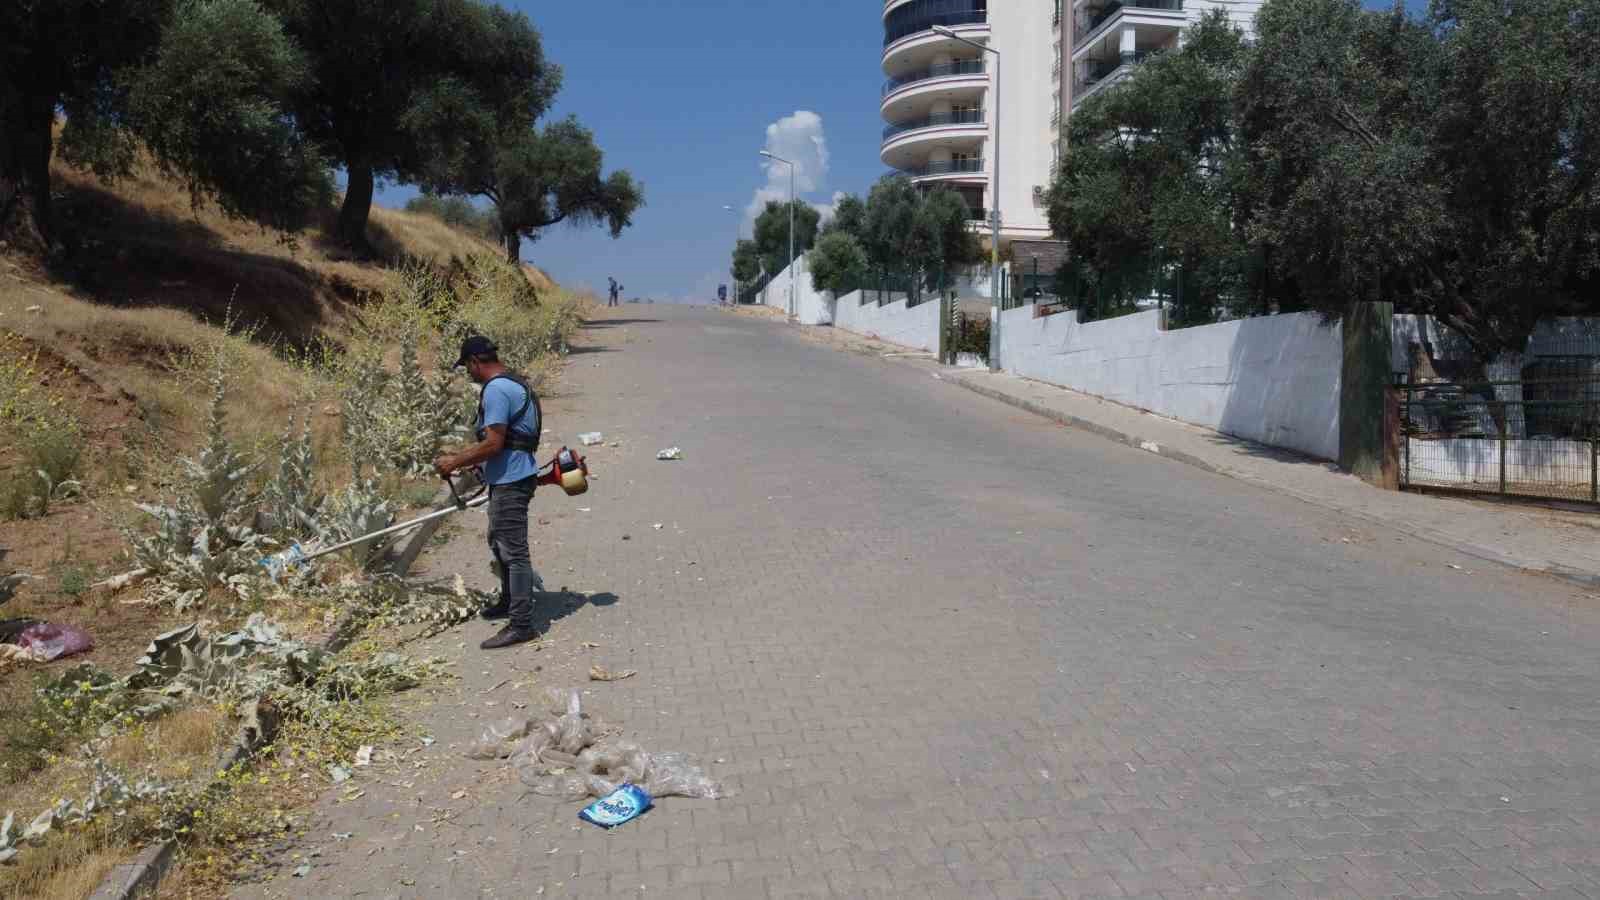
[337,161,375,250]
[502,229,521,264]
[0,89,55,256]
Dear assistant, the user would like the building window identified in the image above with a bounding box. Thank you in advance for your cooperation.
[883,0,990,46]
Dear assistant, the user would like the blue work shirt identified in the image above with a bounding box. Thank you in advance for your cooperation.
[477,376,539,485]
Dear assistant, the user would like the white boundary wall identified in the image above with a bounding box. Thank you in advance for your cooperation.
[1406,437,1595,493]
[758,251,942,348]
[758,255,834,326]
[998,307,1344,460]
[832,290,942,352]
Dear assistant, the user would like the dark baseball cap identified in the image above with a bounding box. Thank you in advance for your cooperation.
[453,335,497,368]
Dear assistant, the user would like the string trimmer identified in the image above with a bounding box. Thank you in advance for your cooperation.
[259,447,589,580]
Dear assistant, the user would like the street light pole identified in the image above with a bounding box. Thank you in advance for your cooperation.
[760,150,796,318]
[722,204,741,304]
[934,26,1001,372]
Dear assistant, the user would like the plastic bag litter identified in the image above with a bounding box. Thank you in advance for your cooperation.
[494,688,724,802]
[642,752,724,800]
[645,768,723,800]
[15,622,94,661]
[466,716,533,760]
[527,773,598,801]
[552,689,592,754]
[579,432,603,446]
[655,447,683,460]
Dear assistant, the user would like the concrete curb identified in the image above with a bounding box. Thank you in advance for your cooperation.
[386,480,459,580]
[86,714,268,900]
[947,373,1232,479]
[88,841,175,900]
[90,490,450,900]
[943,370,1600,591]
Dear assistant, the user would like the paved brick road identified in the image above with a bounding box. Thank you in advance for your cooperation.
[240,306,1600,900]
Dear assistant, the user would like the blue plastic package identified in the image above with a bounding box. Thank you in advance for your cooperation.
[579,784,653,829]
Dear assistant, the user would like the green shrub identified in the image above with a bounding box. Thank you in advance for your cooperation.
[57,566,89,599]
[0,423,84,521]
[0,336,86,520]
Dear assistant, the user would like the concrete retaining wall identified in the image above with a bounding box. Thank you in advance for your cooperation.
[997,307,1344,460]
[832,290,942,352]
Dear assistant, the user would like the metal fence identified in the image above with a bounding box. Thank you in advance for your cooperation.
[856,266,956,308]
[736,271,772,305]
[1397,374,1600,503]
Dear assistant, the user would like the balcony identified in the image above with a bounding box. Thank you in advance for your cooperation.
[1073,50,1157,105]
[883,109,984,141]
[883,58,986,96]
[1074,0,1183,49]
[887,158,985,179]
[884,1,988,47]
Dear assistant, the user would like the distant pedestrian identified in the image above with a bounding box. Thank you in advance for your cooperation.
[607,277,619,307]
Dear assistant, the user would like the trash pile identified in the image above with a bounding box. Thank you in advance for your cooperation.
[468,688,722,803]
[2,622,94,663]
[1,556,96,665]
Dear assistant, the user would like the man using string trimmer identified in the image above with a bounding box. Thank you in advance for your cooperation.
[435,335,544,650]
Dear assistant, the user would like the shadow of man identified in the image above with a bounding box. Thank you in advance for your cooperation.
[527,588,619,634]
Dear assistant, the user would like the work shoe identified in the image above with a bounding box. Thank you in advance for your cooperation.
[480,624,539,650]
[479,599,510,620]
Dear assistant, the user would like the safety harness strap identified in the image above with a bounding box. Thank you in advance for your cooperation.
[476,373,541,456]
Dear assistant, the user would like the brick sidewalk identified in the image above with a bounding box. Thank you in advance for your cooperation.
[937,367,1600,589]
[786,317,1600,588]
[238,306,1600,900]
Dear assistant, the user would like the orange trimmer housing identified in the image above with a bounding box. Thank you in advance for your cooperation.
[537,446,589,495]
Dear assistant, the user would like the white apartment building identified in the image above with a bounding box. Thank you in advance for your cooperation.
[879,0,1262,252]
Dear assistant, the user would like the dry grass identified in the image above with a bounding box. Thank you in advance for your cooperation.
[102,707,233,781]
[0,281,339,492]
[6,830,125,900]
[0,706,233,900]
[37,148,556,325]
[0,139,576,900]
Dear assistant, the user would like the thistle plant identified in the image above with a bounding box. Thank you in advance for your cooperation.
[125,357,264,594]
[0,762,171,865]
[0,579,465,866]
[313,479,394,571]
[184,362,257,529]
[260,410,319,536]
[340,344,461,479]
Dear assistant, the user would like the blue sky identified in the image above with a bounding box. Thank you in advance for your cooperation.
[372,0,1416,303]
[374,0,891,303]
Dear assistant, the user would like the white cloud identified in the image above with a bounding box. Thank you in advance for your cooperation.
[814,190,849,225]
[746,110,831,223]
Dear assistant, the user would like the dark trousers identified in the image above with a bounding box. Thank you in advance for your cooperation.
[487,474,537,629]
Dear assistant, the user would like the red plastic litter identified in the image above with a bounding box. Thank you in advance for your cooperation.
[16,622,94,661]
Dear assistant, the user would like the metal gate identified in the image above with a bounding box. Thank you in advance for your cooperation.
[1398,374,1600,503]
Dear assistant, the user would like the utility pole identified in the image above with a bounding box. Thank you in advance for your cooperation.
[935,26,1001,371]
[760,150,797,318]
[722,204,741,304]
